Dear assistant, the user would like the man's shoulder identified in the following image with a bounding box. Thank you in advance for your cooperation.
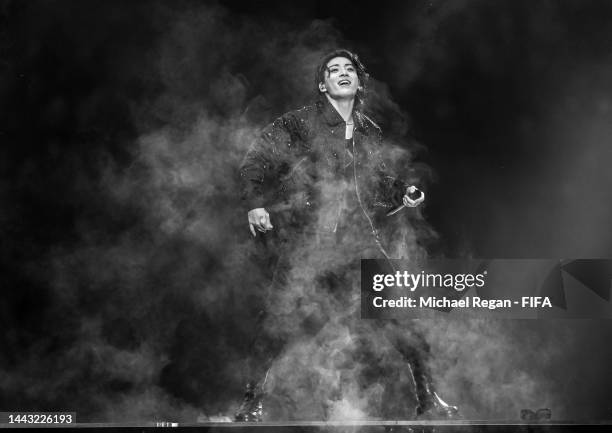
[280,104,317,122]
[358,112,382,134]
[357,111,383,137]
[267,104,317,134]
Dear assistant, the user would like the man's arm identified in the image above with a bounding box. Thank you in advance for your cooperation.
[239,114,298,236]
[371,129,425,212]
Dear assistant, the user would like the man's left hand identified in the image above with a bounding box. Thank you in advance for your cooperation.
[402,185,425,207]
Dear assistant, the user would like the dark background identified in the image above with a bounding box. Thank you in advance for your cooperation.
[1,0,612,422]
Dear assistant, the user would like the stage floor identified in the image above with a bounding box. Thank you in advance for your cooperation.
[6,420,608,432]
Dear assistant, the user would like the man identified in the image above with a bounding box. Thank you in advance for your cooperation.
[237,49,457,421]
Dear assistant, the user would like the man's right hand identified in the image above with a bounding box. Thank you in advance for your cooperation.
[248,208,273,237]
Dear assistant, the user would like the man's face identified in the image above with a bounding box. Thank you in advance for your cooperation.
[319,56,359,101]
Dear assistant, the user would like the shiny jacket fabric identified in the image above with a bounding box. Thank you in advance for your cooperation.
[239,97,407,237]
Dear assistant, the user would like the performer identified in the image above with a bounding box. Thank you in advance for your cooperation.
[237,49,457,421]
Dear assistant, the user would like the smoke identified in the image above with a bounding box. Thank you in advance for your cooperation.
[1,0,426,422]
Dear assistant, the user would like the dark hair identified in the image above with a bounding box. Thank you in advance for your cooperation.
[315,49,369,106]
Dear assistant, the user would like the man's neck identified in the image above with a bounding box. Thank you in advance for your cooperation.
[325,94,355,123]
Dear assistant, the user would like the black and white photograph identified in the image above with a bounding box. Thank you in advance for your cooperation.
[2,1,612,430]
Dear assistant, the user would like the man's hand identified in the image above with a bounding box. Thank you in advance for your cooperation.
[402,185,425,208]
[248,208,273,237]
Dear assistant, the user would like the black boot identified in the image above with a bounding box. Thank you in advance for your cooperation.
[412,369,459,419]
[384,322,458,420]
[234,381,264,422]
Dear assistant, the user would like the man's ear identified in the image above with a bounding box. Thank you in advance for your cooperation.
[318,82,327,93]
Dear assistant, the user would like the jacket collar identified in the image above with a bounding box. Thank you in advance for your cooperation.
[316,96,366,131]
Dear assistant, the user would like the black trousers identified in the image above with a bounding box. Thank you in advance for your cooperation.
[244,227,434,405]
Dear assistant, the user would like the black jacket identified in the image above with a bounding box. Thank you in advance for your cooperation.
[240,97,408,236]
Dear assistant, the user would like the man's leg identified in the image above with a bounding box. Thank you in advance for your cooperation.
[235,232,337,421]
[384,322,459,419]
[235,232,290,422]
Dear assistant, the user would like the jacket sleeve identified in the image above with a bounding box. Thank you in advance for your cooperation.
[239,114,297,211]
[371,129,417,209]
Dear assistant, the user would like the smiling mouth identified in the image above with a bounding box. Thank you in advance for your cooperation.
[338,79,351,86]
